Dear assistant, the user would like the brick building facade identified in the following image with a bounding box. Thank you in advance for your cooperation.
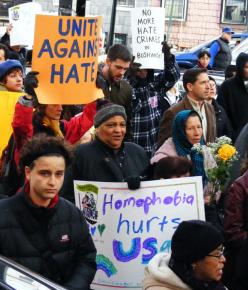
[1,0,247,49]
[162,0,246,49]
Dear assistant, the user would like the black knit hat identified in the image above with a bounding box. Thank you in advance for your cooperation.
[94,104,127,128]
[171,220,224,264]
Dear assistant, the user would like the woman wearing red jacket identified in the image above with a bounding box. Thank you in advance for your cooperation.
[12,96,97,166]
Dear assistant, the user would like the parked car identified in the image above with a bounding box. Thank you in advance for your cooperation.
[0,255,66,290]
[231,37,248,64]
[176,33,248,69]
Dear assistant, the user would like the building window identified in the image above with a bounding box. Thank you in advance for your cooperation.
[149,0,162,6]
[0,0,31,17]
[163,0,187,21]
[117,0,135,7]
[222,0,247,24]
[114,33,127,45]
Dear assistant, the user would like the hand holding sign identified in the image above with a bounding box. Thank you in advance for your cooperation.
[74,177,205,289]
[24,71,39,99]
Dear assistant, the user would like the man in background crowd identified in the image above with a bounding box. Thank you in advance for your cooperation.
[209,27,233,71]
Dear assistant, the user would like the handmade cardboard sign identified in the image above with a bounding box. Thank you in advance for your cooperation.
[32,15,103,104]
[8,2,42,48]
[131,7,165,69]
[74,177,205,289]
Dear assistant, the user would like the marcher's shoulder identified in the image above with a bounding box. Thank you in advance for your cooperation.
[58,197,83,218]
[124,142,147,154]
[231,170,248,189]
[220,77,235,89]
[75,141,95,155]
[236,123,248,141]
[120,79,132,90]
[0,196,19,227]
[0,197,12,210]
[166,99,185,114]
[125,142,145,152]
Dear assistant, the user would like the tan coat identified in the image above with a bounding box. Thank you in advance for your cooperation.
[157,96,216,148]
[143,253,192,290]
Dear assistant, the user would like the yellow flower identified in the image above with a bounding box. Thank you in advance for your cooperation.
[218,144,236,161]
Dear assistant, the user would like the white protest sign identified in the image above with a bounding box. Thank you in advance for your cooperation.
[74,177,205,290]
[8,2,42,48]
[131,7,165,69]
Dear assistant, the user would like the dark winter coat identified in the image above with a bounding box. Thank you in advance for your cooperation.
[0,188,96,290]
[224,170,248,289]
[228,123,248,187]
[224,170,248,246]
[61,137,150,202]
[212,99,233,139]
[217,52,248,140]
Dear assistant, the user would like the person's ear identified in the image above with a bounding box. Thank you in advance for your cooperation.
[95,127,99,136]
[106,58,111,67]
[25,166,32,181]
[187,83,193,92]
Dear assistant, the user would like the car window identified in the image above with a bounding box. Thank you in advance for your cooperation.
[5,268,50,290]
[0,259,62,290]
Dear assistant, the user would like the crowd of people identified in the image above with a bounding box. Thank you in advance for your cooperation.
[1,22,248,290]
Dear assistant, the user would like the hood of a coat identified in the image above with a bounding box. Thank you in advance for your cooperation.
[236,52,248,80]
[143,253,191,290]
[150,138,177,164]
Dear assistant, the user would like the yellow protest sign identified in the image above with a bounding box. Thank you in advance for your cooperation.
[0,92,23,154]
[32,15,104,105]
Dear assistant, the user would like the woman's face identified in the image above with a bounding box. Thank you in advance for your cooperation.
[0,49,6,63]
[193,245,226,282]
[4,69,23,92]
[45,105,63,120]
[185,116,203,145]
[199,54,210,68]
[208,80,217,99]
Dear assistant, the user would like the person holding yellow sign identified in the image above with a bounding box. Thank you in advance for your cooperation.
[0,59,23,92]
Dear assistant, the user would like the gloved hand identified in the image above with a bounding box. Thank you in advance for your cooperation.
[125,176,141,190]
[161,40,171,57]
[24,71,39,98]
[125,58,142,82]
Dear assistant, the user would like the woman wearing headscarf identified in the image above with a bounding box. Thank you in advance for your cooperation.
[151,110,206,184]
[143,220,227,290]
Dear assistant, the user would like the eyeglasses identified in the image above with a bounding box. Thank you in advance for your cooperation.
[206,247,225,259]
